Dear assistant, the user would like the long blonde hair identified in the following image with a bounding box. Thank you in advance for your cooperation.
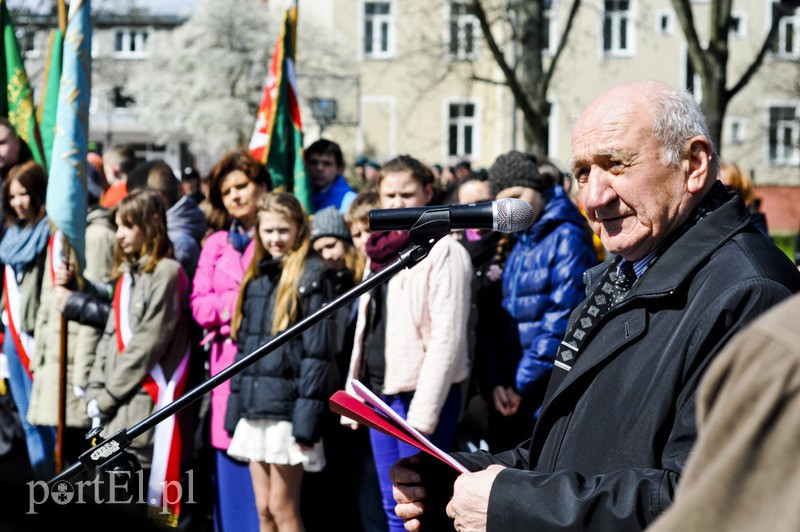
[343,244,365,283]
[232,192,311,337]
[719,161,755,207]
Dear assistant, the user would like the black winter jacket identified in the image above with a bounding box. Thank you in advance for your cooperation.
[450,194,800,531]
[225,252,338,446]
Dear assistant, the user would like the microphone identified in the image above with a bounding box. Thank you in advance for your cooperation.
[369,198,535,234]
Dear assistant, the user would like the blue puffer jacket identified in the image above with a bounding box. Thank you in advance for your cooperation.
[502,185,598,400]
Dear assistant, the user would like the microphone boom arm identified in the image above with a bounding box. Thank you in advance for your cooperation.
[47,215,454,488]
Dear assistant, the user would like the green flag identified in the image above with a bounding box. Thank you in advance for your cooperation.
[248,7,312,212]
[38,28,64,170]
[1,0,46,169]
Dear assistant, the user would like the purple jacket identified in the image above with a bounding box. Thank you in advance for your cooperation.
[190,230,255,450]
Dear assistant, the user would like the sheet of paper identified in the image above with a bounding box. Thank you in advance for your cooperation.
[329,389,468,473]
[349,380,468,473]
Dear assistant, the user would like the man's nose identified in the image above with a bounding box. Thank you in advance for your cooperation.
[582,169,616,213]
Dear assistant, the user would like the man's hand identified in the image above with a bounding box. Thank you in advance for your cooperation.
[445,464,505,531]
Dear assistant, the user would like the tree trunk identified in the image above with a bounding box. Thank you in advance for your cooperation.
[517,0,549,154]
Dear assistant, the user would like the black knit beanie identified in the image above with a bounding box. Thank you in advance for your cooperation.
[487,150,551,197]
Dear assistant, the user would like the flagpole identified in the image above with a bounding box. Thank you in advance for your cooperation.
[57,0,66,32]
[51,0,69,476]
[55,239,71,474]
[36,0,67,168]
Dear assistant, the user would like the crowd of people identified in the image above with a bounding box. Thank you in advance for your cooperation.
[0,79,799,532]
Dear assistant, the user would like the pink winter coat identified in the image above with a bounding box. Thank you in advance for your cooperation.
[190,230,255,450]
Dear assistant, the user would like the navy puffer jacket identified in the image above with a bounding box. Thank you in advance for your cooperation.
[225,252,338,446]
[501,185,598,400]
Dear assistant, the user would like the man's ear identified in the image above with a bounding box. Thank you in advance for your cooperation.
[685,136,712,194]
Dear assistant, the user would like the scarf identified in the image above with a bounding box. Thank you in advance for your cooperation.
[0,215,50,277]
[229,218,252,254]
[366,230,411,273]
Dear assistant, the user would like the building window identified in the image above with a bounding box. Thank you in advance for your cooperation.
[112,86,135,109]
[602,0,634,56]
[364,1,394,59]
[447,0,480,60]
[685,52,703,103]
[447,101,478,161]
[15,28,39,57]
[768,105,800,165]
[776,7,800,59]
[543,0,556,53]
[727,117,746,145]
[114,29,149,57]
[729,12,746,39]
[655,10,674,36]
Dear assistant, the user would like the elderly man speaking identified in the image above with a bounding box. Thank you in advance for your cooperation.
[390,80,800,532]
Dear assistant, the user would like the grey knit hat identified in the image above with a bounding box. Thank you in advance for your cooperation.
[311,206,352,243]
[487,150,551,197]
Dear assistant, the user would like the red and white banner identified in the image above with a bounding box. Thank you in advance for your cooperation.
[114,272,190,521]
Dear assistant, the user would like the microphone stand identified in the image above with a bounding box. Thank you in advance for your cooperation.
[48,211,454,488]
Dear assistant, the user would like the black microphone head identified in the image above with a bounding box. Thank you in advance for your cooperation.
[495,198,535,233]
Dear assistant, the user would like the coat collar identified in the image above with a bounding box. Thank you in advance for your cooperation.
[584,193,751,302]
[545,193,752,405]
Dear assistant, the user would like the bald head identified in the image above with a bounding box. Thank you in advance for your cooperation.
[576,80,717,177]
[570,80,716,261]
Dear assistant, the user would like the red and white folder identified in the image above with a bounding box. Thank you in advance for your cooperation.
[329,380,468,473]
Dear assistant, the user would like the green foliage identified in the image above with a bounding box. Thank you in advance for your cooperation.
[771,232,797,262]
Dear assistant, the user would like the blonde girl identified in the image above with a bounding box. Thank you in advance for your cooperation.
[225,192,337,532]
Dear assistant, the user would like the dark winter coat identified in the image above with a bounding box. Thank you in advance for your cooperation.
[501,185,598,400]
[166,195,206,281]
[452,194,800,531]
[457,230,518,397]
[225,252,338,446]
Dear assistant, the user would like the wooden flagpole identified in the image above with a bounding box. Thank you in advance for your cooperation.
[53,0,69,477]
[55,236,71,474]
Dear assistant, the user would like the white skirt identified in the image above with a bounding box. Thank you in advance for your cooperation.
[226,418,325,472]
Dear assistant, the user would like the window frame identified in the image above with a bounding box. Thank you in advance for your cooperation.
[113,28,150,58]
[445,0,481,61]
[362,0,396,60]
[601,0,636,58]
[766,103,800,166]
[729,11,747,40]
[543,0,557,55]
[655,9,675,37]
[775,7,800,60]
[444,98,481,164]
[726,116,746,145]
